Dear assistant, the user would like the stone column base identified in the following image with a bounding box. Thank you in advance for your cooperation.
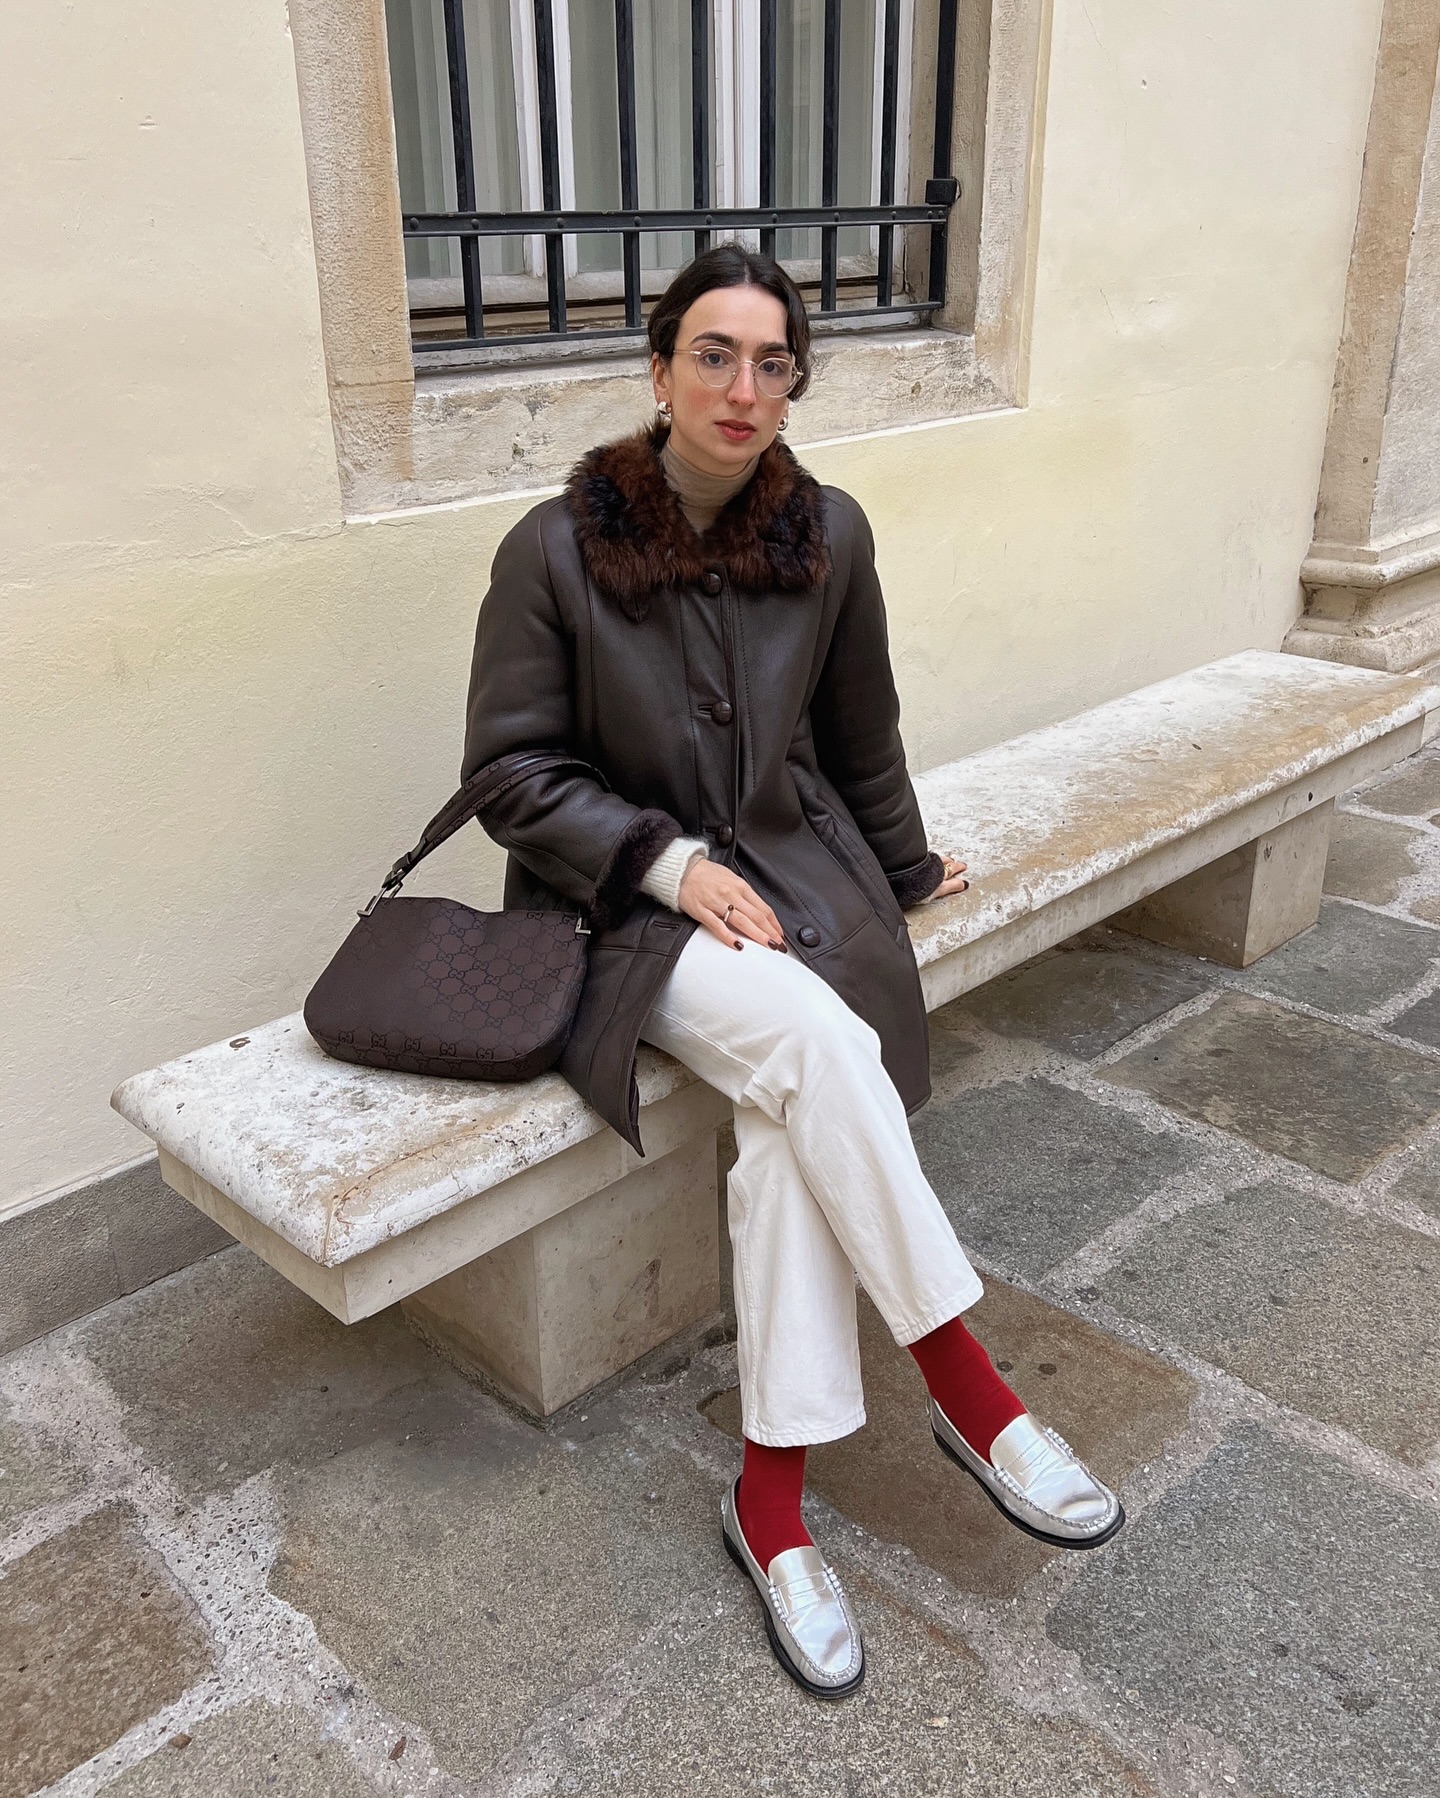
[401,1131,722,1417]
[1111,802,1333,968]
[1285,542,1440,675]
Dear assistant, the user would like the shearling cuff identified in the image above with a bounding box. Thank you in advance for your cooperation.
[888,851,946,910]
[589,809,686,932]
[639,836,709,912]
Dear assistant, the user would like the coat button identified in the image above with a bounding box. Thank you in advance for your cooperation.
[710,699,734,724]
[702,570,723,595]
[796,925,821,947]
[714,824,734,846]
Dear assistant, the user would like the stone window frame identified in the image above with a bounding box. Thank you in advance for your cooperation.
[289,0,1054,515]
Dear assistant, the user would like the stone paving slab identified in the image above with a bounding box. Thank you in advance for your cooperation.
[1094,1182,1440,1464]
[0,1400,85,1535]
[1356,758,1440,816]
[1,1505,211,1798]
[949,936,1210,1059]
[1104,992,1440,1179]
[1388,984,1440,1049]
[1234,897,1440,1015]
[925,1012,988,1085]
[703,1283,1195,1600]
[543,1562,1161,1797]
[76,1248,490,1498]
[1048,1424,1440,1798]
[1323,812,1425,905]
[105,1704,379,1798]
[1390,1139,1440,1219]
[911,1078,1199,1277]
[269,1397,725,1787]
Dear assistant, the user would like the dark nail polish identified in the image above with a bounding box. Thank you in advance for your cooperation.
[733,940,743,950]
[768,939,781,949]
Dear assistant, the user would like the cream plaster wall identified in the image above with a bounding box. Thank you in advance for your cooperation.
[1,0,1385,1207]
[0,0,341,584]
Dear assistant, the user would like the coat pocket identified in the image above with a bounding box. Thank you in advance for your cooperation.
[809,806,907,931]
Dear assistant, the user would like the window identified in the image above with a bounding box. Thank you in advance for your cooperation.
[384,0,960,352]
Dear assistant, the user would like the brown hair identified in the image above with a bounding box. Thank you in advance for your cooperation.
[646,244,813,401]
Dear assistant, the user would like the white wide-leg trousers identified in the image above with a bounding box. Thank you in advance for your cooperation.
[638,926,984,1447]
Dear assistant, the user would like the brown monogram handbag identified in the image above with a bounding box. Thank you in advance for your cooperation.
[304,752,603,1082]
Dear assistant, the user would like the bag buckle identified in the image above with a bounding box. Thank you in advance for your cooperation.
[359,870,405,919]
[574,913,591,936]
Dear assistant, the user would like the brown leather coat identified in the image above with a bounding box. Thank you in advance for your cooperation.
[462,423,944,1155]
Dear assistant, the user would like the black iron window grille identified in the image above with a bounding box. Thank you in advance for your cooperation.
[390,0,960,354]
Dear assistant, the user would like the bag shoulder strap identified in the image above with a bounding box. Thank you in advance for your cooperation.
[362,751,610,912]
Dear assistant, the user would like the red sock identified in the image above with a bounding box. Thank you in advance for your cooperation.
[908,1315,1026,1458]
[736,1440,813,1571]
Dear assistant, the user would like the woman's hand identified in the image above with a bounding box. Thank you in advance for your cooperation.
[925,855,970,902]
[678,858,789,951]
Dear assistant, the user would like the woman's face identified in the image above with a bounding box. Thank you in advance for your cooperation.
[651,283,795,477]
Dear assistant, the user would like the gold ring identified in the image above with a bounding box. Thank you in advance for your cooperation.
[722,903,734,923]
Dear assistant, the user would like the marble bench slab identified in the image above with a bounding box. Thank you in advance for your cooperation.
[123,1038,728,1322]
[905,650,1440,1006]
[111,650,1439,1326]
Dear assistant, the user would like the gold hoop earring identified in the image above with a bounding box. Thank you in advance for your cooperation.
[656,399,672,423]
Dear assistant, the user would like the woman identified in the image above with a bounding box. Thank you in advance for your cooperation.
[462,247,1122,1699]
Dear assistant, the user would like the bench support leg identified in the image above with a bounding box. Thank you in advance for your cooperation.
[1111,800,1334,968]
[400,1131,721,1417]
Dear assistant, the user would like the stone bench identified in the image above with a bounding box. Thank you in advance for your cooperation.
[112,650,1439,1416]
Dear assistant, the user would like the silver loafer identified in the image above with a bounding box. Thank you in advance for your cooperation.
[929,1401,1125,1549]
[721,1477,865,1698]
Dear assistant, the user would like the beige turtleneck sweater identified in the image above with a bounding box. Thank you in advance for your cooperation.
[636,439,761,911]
[661,437,759,534]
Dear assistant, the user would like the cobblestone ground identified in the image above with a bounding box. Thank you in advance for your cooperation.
[5,748,1440,1798]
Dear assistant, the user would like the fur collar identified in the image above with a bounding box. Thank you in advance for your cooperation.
[564,422,830,618]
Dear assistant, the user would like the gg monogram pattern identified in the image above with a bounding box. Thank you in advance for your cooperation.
[304,897,588,1082]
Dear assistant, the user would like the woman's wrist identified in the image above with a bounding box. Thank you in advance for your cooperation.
[639,836,710,911]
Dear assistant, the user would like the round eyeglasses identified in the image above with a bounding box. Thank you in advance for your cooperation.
[685,344,800,399]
